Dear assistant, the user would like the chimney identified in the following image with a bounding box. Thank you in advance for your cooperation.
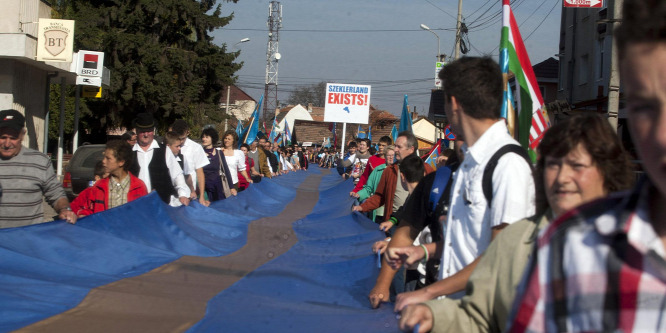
[307,103,313,112]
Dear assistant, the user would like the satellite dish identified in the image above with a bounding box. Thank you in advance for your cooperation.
[275,53,282,60]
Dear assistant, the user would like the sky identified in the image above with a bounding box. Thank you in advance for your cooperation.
[212,0,562,117]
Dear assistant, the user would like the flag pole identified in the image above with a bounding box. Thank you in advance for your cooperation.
[340,123,347,159]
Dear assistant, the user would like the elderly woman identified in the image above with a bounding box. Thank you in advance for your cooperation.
[397,113,635,332]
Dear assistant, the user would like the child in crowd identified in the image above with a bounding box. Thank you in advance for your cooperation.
[70,160,108,216]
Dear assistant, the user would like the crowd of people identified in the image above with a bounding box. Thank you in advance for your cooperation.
[343,1,666,331]
[0,111,307,228]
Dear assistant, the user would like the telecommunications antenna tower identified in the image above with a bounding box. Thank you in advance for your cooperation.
[264,1,282,123]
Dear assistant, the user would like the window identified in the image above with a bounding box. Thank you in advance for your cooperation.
[597,38,605,80]
[579,54,589,85]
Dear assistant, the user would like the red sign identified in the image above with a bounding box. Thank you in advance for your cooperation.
[563,0,603,8]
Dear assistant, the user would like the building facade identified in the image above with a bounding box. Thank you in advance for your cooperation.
[0,0,75,151]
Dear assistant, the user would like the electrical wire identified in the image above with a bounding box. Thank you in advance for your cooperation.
[422,0,458,20]
[524,0,559,41]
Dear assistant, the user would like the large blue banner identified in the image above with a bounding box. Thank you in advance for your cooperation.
[0,168,398,332]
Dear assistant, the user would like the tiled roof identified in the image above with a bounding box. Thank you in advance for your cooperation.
[219,86,256,105]
[533,57,559,79]
[290,106,399,145]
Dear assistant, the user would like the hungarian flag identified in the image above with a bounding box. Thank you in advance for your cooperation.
[500,0,550,160]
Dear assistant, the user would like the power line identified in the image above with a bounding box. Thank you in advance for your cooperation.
[466,0,494,21]
[518,0,550,28]
[221,27,456,33]
[524,0,559,41]
[422,0,458,20]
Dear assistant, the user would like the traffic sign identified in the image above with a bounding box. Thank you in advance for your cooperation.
[563,0,602,8]
[444,124,456,140]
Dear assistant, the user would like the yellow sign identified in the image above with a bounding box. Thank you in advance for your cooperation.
[82,86,102,98]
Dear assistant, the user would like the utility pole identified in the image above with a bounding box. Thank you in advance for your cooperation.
[606,0,623,132]
[454,0,463,60]
[263,1,282,124]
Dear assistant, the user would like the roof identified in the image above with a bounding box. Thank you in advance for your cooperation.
[219,86,256,105]
[289,106,399,145]
[533,57,559,79]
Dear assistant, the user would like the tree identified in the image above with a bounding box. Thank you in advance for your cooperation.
[56,0,242,133]
[287,82,326,107]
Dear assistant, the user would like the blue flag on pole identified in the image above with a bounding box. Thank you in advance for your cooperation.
[284,121,292,146]
[391,124,398,143]
[356,124,366,139]
[240,95,263,147]
[424,140,441,169]
[398,94,413,133]
[235,119,244,139]
[367,125,372,141]
[268,116,278,142]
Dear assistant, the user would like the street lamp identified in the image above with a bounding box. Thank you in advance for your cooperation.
[233,37,251,49]
[420,24,440,61]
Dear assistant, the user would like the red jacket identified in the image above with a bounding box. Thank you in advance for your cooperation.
[78,173,148,216]
[352,154,385,193]
[238,156,253,190]
[71,186,95,216]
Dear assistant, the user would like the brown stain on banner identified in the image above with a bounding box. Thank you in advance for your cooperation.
[21,172,326,332]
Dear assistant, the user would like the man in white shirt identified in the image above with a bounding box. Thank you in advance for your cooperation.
[387,57,535,310]
[171,119,209,206]
[128,113,190,207]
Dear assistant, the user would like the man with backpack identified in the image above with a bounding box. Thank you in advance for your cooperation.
[369,57,535,309]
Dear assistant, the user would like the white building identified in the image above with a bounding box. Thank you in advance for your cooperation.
[1,0,75,151]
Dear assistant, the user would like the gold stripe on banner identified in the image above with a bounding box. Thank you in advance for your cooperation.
[20,173,324,332]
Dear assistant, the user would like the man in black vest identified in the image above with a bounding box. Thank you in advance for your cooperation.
[128,113,190,206]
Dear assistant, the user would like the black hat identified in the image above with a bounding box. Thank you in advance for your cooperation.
[0,109,25,132]
[133,112,155,130]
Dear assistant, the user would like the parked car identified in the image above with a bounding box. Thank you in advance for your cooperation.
[63,144,106,200]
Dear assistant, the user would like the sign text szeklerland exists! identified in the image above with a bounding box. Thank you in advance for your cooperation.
[563,0,603,8]
[323,83,371,124]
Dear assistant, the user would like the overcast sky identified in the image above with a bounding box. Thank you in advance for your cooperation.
[212,0,562,117]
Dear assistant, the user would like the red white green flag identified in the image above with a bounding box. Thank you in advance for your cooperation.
[500,0,550,159]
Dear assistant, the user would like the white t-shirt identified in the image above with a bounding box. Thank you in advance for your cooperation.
[224,149,246,184]
[180,137,210,186]
[133,140,191,207]
[438,120,535,298]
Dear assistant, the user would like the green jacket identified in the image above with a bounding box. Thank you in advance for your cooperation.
[357,163,387,220]
[424,213,550,333]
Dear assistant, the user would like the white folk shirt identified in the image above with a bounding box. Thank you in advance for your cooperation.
[180,137,210,186]
[133,140,191,207]
[439,120,535,298]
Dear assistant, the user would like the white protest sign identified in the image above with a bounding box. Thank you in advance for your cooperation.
[324,83,371,124]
